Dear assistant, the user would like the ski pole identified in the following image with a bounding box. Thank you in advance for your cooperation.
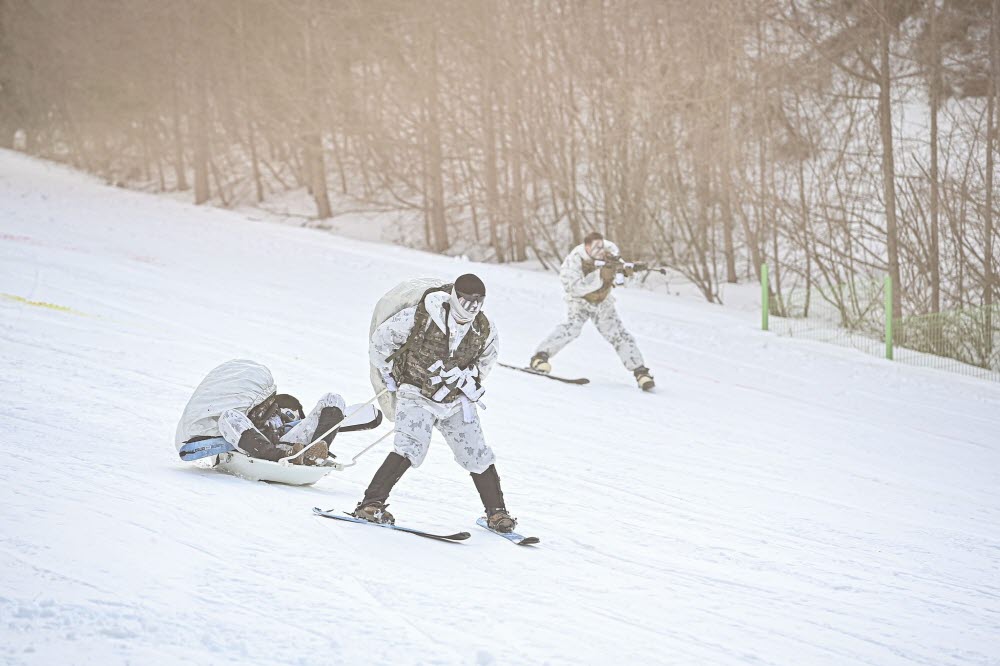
[282,429,394,471]
[277,389,389,466]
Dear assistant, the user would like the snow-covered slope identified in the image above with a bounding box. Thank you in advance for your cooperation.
[2,150,999,665]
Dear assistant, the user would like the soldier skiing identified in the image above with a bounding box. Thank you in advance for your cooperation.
[530,231,655,390]
[354,273,519,533]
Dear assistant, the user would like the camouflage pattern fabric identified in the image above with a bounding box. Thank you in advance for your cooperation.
[535,296,645,371]
[278,392,346,445]
[392,393,495,474]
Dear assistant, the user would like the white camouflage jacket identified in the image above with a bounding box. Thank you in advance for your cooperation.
[559,240,622,301]
[370,291,499,419]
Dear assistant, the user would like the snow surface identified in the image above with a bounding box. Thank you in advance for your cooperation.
[2,149,999,665]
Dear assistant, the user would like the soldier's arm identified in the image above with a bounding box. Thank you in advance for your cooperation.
[477,323,499,381]
[560,253,604,298]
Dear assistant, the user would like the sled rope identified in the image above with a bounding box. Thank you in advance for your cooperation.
[277,389,389,466]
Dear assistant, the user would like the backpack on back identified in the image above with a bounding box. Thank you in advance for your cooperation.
[369,277,449,421]
[175,359,278,451]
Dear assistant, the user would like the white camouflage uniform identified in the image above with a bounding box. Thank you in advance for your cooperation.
[535,241,645,371]
[371,291,499,474]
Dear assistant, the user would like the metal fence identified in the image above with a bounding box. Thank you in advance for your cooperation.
[761,264,1000,382]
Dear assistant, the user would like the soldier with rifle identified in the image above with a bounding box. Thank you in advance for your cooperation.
[530,232,656,391]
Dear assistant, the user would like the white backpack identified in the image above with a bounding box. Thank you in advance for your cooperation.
[369,277,447,421]
[175,359,277,451]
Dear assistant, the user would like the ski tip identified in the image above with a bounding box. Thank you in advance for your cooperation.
[517,537,541,546]
[499,362,590,385]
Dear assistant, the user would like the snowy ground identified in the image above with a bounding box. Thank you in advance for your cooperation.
[2,149,999,665]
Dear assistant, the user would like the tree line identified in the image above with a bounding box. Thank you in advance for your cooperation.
[1,0,997,325]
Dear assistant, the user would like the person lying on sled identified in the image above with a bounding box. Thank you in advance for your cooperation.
[175,359,381,466]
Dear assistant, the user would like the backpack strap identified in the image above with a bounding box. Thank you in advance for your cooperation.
[246,391,278,430]
[385,283,453,366]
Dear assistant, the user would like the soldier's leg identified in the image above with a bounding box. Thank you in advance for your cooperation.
[389,396,437,469]
[218,409,295,462]
[279,392,346,446]
[438,408,515,532]
[353,396,435,524]
[437,407,495,474]
[533,299,592,359]
[592,299,645,371]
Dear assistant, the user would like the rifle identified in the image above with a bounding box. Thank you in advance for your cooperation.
[594,256,668,285]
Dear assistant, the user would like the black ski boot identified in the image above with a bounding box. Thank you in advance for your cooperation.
[353,500,395,525]
[634,366,655,391]
[352,452,411,525]
[530,352,551,374]
[471,465,516,533]
[312,406,344,447]
[292,440,329,466]
[486,509,516,533]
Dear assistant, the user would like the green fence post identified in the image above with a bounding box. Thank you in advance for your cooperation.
[761,263,769,331]
[884,274,893,360]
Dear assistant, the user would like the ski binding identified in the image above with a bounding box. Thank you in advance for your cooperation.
[476,517,540,546]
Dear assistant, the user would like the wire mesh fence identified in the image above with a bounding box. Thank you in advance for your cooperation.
[765,270,888,359]
[762,265,1000,382]
[893,305,1000,381]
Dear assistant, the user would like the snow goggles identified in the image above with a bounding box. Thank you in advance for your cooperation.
[456,291,484,313]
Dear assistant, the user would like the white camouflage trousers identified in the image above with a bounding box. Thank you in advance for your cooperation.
[279,393,346,445]
[535,297,645,371]
[393,393,495,474]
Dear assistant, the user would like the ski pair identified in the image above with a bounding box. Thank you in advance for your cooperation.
[312,507,539,546]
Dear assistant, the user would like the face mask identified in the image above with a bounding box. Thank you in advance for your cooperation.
[450,288,484,323]
[458,294,483,313]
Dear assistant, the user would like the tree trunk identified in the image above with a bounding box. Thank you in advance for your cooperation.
[721,8,737,283]
[192,77,210,205]
[878,1,902,319]
[171,78,188,191]
[304,2,331,219]
[509,100,527,262]
[424,27,448,252]
[984,0,998,361]
[249,121,264,203]
[929,0,941,313]
[481,5,503,261]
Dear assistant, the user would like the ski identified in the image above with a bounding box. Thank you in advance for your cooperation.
[476,517,540,546]
[499,362,589,385]
[312,507,470,542]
